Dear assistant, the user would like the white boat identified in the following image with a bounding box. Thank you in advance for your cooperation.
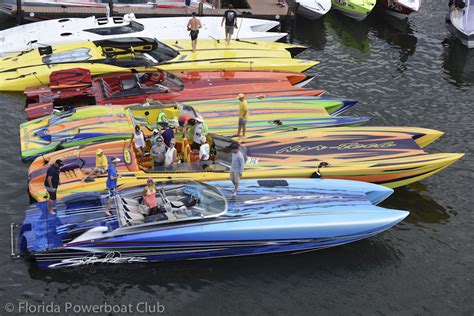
[379,0,421,19]
[146,0,213,8]
[0,13,286,56]
[447,3,474,48]
[286,0,331,20]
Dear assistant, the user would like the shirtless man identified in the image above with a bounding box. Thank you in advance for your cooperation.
[187,12,202,53]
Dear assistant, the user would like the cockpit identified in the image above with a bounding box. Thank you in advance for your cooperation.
[135,132,237,174]
[129,103,243,174]
[114,182,227,228]
[100,71,184,99]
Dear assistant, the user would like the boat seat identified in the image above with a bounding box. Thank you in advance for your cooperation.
[122,203,145,225]
[118,198,146,225]
[70,226,108,243]
[168,199,184,209]
[101,79,114,98]
[121,197,140,208]
[124,211,145,225]
[121,78,137,90]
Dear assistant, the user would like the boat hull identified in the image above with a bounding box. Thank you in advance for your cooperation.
[0,15,286,56]
[0,39,317,91]
[26,127,463,201]
[331,0,376,21]
[447,8,474,48]
[20,103,368,160]
[24,70,326,120]
[287,0,331,20]
[379,0,421,19]
[16,179,407,269]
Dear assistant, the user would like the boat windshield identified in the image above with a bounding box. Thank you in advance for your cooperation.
[41,48,92,64]
[114,181,227,229]
[143,41,180,63]
[84,21,145,36]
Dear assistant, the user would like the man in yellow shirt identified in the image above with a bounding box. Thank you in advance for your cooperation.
[237,93,249,137]
[83,149,108,181]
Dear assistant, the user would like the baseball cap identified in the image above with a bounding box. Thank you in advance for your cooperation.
[111,157,121,163]
[96,149,103,154]
[55,159,64,166]
[153,129,159,134]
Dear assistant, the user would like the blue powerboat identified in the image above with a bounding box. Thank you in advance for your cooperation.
[13,179,408,269]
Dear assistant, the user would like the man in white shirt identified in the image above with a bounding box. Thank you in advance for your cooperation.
[199,136,210,161]
[230,143,245,196]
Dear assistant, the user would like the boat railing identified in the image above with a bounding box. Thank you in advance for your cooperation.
[10,223,20,259]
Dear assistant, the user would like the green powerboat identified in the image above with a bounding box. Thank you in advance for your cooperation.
[331,0,376,21]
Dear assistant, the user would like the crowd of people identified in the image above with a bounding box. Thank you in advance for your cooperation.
[44,92,250,216]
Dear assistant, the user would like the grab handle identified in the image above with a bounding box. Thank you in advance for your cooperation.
[10,223,20,259]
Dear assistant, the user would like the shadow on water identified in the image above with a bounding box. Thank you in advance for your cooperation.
[288,17,327,50]
[380,183,450,226]
[441,35,474,86]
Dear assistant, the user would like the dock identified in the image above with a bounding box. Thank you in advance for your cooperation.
[0,0,291,22]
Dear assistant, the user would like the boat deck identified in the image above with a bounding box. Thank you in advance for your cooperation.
[0,0,291,21]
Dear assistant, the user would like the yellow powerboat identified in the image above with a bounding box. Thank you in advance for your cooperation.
[27,126,463,201]
[0,37,318,91]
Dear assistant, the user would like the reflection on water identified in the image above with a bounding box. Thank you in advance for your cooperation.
[324,12,370,53]
[442,35,474,86]
[289,17,327,50]
[368,14,417,68]
[381,183,450,226]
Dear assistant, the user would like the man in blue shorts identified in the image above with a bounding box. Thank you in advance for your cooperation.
[105,157,121,216]
[44,159,63,214]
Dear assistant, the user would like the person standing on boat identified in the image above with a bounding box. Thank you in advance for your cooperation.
[150,137,167,169]
[105,157,121,216]
[164,139,178,170]
[230,143,245,197]
[199,135,210,170]
[151,129,161,146]
[162,122,175,147]
[221,4,238,45]
[193,117,208,146]
[44,159,63,214]
[133,125,146,163]
[237,93,249,137]
[143,178,158,215]
[187,12,202,53]
[157,110,169,129]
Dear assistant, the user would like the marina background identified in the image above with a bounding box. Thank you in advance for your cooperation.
[0,2,473,315]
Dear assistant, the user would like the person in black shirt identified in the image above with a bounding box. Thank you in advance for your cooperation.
[221,4,238,45]
[449,0,465,9]
[44,159,63,214]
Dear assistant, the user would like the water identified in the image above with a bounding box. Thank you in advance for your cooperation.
[0,4,473,315]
